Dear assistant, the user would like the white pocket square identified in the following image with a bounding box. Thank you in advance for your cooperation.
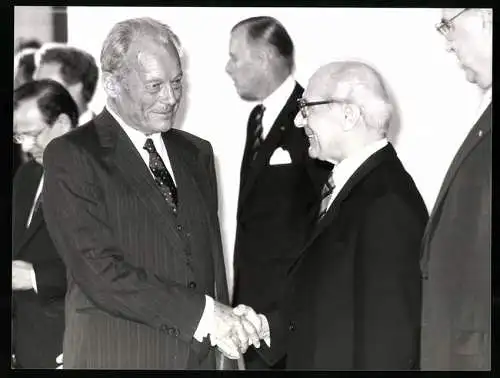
[269,147,292,165]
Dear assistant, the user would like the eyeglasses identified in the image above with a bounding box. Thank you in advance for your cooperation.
[13,128,45,144]
[435,8,470,37]
[297,98,347,119]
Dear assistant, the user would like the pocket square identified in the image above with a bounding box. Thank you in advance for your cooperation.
[269,147,292,165]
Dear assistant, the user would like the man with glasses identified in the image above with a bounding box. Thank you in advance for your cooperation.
[225,16,331,369]
[420,8,492,370]
[12,79,79,368]
[235,60,428,369]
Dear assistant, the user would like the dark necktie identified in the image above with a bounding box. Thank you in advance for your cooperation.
[318,172,335,220]
[143,138,178,209]
[249,104,265,161]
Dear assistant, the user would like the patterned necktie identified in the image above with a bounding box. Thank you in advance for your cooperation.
[249,104,265,161]
[318,172,335,220]
[143,138,178,209]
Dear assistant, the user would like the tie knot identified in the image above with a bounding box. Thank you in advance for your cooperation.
[253,104,265,122]
[143,138,156,153]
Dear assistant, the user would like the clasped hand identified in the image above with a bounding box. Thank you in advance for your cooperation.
[211,303,269,359]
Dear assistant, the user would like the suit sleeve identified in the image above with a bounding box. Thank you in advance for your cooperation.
[32,258,67,300]
[42,137,205,344]
[355,193,427,369]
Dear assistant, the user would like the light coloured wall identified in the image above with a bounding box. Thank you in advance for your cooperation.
[67,7,483,297]
[14,6,53,44]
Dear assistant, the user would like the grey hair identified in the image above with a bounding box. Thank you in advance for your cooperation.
[327,61,393,136]
[100,17,183,77]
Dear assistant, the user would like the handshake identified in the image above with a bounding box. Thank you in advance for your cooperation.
[210,302,271,360]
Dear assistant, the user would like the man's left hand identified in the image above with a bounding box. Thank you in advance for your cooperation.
[12,260,34,291]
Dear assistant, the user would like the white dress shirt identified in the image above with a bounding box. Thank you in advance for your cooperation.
[78,109,95,126]
[105,104,212,342]
[259,75,296,139]
[325,138,389,213]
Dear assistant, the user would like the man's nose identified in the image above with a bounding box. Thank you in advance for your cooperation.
[160,84,178,105]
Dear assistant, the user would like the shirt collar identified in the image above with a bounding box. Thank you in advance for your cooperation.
[331,138,389,190]
[260,75,296,129]
[78,109,94,126]
[105,103,162,148]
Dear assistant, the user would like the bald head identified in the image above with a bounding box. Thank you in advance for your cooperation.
[307,61,393,135]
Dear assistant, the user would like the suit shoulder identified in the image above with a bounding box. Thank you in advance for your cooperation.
[171,129,213,154]
[13,160,42,186]
[45,122,100,160]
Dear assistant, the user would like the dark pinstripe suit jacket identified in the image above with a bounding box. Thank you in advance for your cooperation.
[42,109,231,369]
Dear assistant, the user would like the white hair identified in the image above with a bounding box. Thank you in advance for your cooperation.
[327,61,393,136]
[100,17,183,78]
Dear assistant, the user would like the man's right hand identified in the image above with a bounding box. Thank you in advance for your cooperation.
[210,302,261,359]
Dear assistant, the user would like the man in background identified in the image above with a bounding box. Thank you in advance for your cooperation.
[237,60,428,369]
[225,16,331,369]
[41,17,259,369]
[420,8,492,370]
[35,44,99,126]
[12,79,79,368]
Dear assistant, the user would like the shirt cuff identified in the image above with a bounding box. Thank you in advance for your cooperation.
[193,295,214,342]
[30,266,38,293]
[259,314,271,347]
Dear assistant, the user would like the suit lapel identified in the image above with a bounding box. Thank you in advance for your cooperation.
[238,83,303,208]
[95,109,183,247]
[13,163,44,257]
[422,104,492,247]
[288,144,398,276]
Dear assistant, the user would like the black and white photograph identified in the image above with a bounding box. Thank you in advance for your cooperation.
[12,6,492,370]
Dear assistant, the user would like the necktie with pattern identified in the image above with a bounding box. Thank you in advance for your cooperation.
[143,138,178,210]
[249,104,265,161]
[318,172,335,220]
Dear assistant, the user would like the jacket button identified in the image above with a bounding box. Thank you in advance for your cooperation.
[177,224,182,231]
[160,324,168,332]
[168,328,176,336]
[288,321,296,331]
[188,281,197,289]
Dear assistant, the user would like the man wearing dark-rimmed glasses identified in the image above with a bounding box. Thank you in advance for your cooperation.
[12,79,78,368]
[236,60,428,369]
[420,8,492,370]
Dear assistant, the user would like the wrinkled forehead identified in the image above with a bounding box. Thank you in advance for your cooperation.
[127,38,181,74]
[304,69,338,100]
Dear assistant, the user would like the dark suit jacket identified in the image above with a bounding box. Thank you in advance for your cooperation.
[233,82,331,314]
[42,109,232,369]
[12,160,66,368]
[420,105,492,370]
[259,144,428,370]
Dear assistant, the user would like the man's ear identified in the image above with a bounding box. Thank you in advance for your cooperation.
[53,113,73,134]
[342,103,362,132]
[102,72,120,98]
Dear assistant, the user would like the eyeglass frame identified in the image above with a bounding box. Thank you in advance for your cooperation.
[435,8,470,36]
[13,127,46,145]
[297,97,354,119]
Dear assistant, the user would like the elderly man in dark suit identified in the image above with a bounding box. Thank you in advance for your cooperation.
[420,8,492,370]
[12,79,79,368]
[225,16,331,370]
[42,17,260,369]
[235,61,429,369]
